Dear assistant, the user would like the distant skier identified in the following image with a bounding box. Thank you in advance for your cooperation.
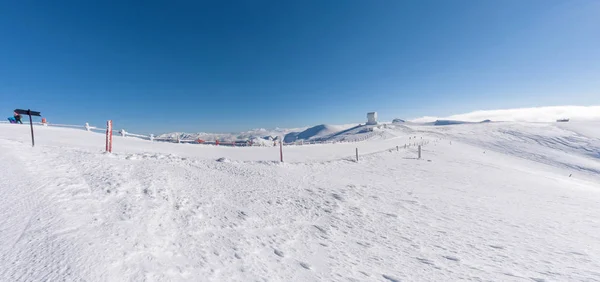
[13,112,23,124]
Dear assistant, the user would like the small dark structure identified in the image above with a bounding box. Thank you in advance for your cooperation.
[14,109,41,147]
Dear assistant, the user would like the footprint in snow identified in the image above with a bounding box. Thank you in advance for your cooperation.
[356,241,372,248]
[216,157,230,163]
[313,225,327,234]
[443,255,460,262]
[274,249,284,257]
[331,193,344,201]
[299,262,311,270]
[237,211,248,219]
[382,274,401,282]
[416,257,435,265]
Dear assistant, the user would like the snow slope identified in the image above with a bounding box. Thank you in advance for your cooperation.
[413,121,600,182]
[283,124,348,143]
[411,105,600,123]
[1,122,599,281]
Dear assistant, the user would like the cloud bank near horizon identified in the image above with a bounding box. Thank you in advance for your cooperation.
[410,106,600,123]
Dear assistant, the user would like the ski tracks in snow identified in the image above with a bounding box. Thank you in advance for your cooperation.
[0,140,95,281]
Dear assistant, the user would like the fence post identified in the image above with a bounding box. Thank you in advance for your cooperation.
[105,120,113,153]
[279,140,284,162]
[418,145,421,159]
[356,148,359,162]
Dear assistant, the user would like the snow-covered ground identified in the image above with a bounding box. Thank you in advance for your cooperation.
[1,122,599,281]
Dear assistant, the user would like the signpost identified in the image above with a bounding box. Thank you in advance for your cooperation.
[14,109,41,147]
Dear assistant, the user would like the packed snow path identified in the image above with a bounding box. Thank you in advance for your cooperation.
[0,123,599,281]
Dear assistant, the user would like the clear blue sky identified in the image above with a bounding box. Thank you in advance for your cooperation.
[1,0,598,133]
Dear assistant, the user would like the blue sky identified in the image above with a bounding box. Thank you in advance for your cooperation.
[1,0,598,133]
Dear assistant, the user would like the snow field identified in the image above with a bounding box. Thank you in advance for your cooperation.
[0,124,424,163]
[0,122,599,281]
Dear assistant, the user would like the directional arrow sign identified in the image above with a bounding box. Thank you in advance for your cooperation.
[14,109,41,116]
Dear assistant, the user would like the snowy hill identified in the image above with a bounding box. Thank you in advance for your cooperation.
[413,121,600,178]
[411,105,600,123]
[283,124,353,143]
[160,122,416,144]
[427,119,492,126]
[1,122,599,281]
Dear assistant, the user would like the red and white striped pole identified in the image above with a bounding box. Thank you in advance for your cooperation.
[106,120,113,153]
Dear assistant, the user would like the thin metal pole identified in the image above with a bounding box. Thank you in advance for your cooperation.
[356,148,359,162]
[28,111,34,147]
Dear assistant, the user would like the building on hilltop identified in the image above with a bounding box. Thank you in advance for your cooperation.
[367,112,378,125]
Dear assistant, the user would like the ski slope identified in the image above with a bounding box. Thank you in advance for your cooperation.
[0,122,599,281]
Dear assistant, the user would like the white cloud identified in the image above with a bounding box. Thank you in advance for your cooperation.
[410,105,600,123]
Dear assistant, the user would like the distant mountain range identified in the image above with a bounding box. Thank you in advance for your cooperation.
[158,119,498,143]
